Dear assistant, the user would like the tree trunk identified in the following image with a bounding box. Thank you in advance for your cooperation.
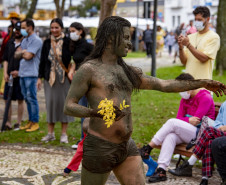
[54,0,66,19]
[26,0,38,19]
[99,0,117,26]
[216,0,226,73]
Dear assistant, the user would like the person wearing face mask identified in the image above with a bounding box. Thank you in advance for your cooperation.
[178,6,220,80]
[68,22,93,149]
[139,73,215,183]
[2,21,24,130]
[14,19,42,132]
[169,100,226,185]
[37,18,74,143]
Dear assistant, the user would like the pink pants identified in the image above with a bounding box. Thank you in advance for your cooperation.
[152,118,197,170]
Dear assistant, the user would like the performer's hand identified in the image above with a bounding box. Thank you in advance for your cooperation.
[204,80,226,97]
[189,116,200,126]
[90,109,103,119]
[218,125,226,132]
[114,106,126,121]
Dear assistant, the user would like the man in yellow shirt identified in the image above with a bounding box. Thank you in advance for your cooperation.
[178,6,220,80]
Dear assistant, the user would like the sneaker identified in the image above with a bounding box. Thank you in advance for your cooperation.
[63,167,71,177]
[26,122,39,132]
[13,123,20,131]
[221,179,226,185]
[60,134,68,143]
[186,138,196,150]
[143,156,158,176]
[139,145,152,159]
[148,167,167,183]
[200,179,208,185]
[168,160,192,177]
[71,139,81,149]
[41,133,56,142]
[71,144,78,149]
[4,124,12,131]
[20,121,32,130]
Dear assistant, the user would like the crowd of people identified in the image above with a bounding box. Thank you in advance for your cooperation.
[1,13,91,146]
[0,5,226,185]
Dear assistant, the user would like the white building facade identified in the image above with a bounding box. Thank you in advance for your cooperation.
[164,0,219,31]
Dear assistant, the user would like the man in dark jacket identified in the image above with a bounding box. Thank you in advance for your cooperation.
[143,24,153,58]
[3,21,24,130]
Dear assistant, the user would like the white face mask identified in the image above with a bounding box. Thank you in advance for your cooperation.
[179,91,191,100]
[70,32,80,41]
[194,20,205,31]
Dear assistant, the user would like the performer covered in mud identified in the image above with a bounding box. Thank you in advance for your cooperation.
[64,16,226,185]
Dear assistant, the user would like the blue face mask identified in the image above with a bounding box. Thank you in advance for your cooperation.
[21,29,28,37]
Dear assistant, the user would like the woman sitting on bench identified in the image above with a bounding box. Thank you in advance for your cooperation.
[169,100,226,185]
[139,73,215,183]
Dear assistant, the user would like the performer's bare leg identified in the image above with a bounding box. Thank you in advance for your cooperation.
[81,167,110,185]
[113,156,145,185]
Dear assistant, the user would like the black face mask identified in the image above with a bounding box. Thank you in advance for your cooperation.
[15,34,23,39]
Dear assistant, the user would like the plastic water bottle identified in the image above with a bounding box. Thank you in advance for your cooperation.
[8,75,13,87]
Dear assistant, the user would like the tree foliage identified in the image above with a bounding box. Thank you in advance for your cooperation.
[71,0,101,17]
[19,0,30,14]
[216,0,226,73]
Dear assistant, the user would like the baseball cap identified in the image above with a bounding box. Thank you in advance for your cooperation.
[14,21,21,30]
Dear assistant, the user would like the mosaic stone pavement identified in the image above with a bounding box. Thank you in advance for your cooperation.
[0,145,222,185]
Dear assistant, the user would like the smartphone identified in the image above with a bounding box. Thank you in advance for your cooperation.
[181,29,187,36]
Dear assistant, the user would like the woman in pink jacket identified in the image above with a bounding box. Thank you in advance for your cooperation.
[139,73,215,183]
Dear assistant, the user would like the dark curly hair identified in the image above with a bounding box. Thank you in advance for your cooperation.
[193,6,210,18]
[175,73,194,81]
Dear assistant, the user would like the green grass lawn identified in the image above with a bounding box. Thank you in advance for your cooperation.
[0,66,226,154]
[125,51,146,58]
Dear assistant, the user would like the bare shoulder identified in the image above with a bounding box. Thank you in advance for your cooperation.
[79,59,102,73]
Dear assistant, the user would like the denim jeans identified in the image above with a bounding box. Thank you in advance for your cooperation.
[78,96,88,139]
[211,136,226,180]
[20,77,39,123]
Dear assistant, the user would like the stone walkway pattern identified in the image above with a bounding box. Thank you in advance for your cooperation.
[0,52,222,184]
[0,144,221,184]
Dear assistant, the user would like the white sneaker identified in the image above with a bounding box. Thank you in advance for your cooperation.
[41,133,55,142]
[71,144,78,149]
[60,134,68,143]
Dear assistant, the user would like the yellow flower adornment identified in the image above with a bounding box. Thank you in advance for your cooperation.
[98,98,130,128]
[120,100,130,110]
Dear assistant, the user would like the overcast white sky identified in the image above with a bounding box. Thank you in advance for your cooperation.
[4,0,83,10]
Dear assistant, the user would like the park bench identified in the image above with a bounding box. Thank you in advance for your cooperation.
[153,102,222,168]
